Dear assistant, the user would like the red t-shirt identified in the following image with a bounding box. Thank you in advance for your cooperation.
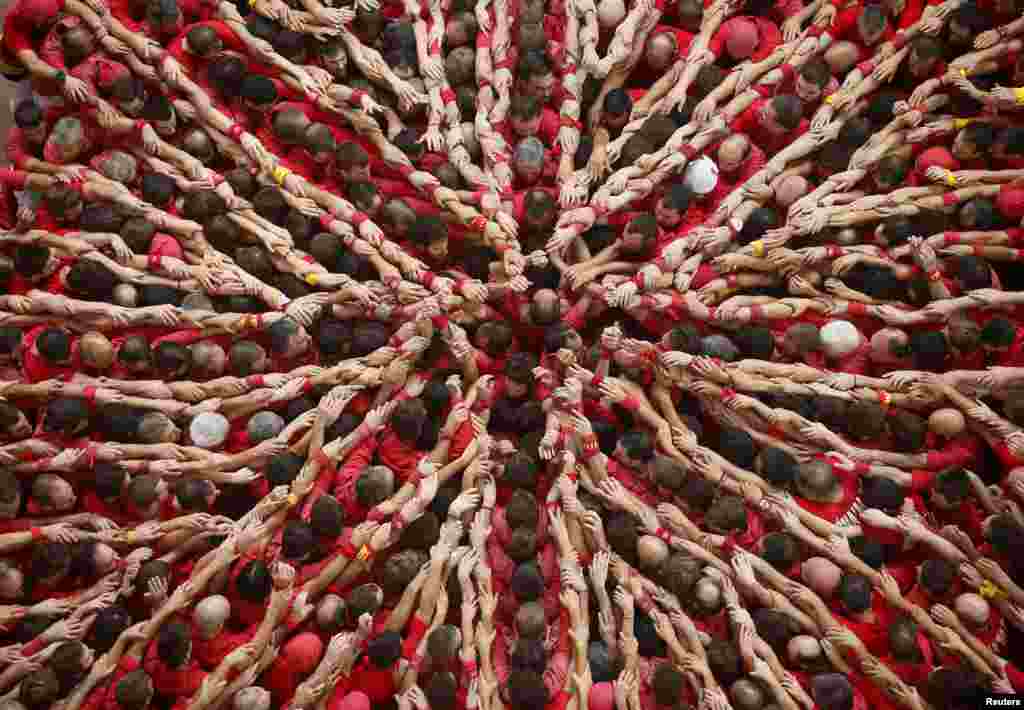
[143,643,208,697]
[81,656,142,710]
[3,0,67,55]
[729,98,809,155]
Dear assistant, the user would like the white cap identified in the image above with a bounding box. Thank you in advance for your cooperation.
[683,156,719,195]
[820,320,862,359]
[190,412,230,450]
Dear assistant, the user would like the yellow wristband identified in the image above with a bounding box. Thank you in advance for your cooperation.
[357,545,372,561]
[945,171,957,186]
[272,166,291,185]
[1015,87,1024,104]
[824,94,835,105]
[751,240,765,258]
[125,531,136,544]
[980,580,1007,600]
[878,390,892,409]
[287,494,298,507]
[305,273,319,286]
[953,117,972,130]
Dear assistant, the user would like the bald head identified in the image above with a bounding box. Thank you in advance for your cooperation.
[645,31,677,71]
[954,593,990,627]
[787,635,822,666]
[113,283,138,308]
[530,289,561,325]
[731,679,766,710]
[80,331,114,371]
[870,327,908,364]
[194,595,230,638]
[801,557,841,598]
[820,320,862,359]
[695,578,721,610]
[929,408,965,438]
[316,594,346,632]
[637,535,669,570]
[516,601,546,638]
[718,134,750,173]
[233,686,271,710]
[597,0,626,27]
[191,341,227,379]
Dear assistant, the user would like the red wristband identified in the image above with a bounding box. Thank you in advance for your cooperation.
[302,378,313,394]
[431,315,449,330]
[351,211,369,228]
[148,253,162,270]
[470,215,489,232]
[319,213,337,231]
[847,301,868,316]
[721,388,737,402]
[781,63,797,82]
[493,57,515,70]
[680,144,698,160]
[227,124,246,141]
[83,386,97,405]
[725,273,739,288]
[856,60,875,75]
[749,304,764,319]
[441,88,457,104]
[943,192,959,206]
[422,271,435,288]
[30,527,43,540]
[247,374,266,387]
[655,527,672,542]
[944,231,960,245]
[621,396,640,412]
[892,31,907,49]
[827,245,844,259]
[134,119,147,138]
[349,90,366,107]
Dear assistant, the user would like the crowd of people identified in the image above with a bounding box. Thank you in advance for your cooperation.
[0,0,1024,706]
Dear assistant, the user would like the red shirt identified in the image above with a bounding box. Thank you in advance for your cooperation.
[81,656,142,710]
[167,21,249,76]
[377,429,424,486]
[3,0,67,55]
[143,643,208,697]
[192,624,255,670]
[227,551,269,627]
[795,460,860,524]
[21,324,72,383]
[729,98,809,155]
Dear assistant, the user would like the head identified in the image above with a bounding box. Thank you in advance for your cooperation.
[760,95,804,135]
[801,557,841,598]
[950,113,994,156]
[655,183,691,229]
[513,137,545,185]
[193,595,230,639]
[233,688,270,710]
[267,318,312,359]
[356,465,396,508]
[32,474,77,513]
[641,31,678,74]
[954,592,990,628]
[811,674,854,710]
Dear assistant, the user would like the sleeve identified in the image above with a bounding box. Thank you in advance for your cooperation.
[151,329,208,347]
[5,129,29,170]
[729,102,761,136]
[331,436,378,498]
[1005,662,1024,693]
[925,436,980,470]
[487,535,517,583]
[37,29,65,70]
[543,648,570,698]
[401,614,430,659]
[546,689,573,710]
[739,144,767,183]
[708,26,726,57]
[3,11,35,54]
[830,6,861,40]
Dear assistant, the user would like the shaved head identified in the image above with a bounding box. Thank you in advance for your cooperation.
[718,134,750,173]
[954,593,990,627]
[194,595,230,638]
[80,331,114,371]
[637,535,669,570]
[802,557,841,598]
[191,341,227,379]
[646,31,677,71]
